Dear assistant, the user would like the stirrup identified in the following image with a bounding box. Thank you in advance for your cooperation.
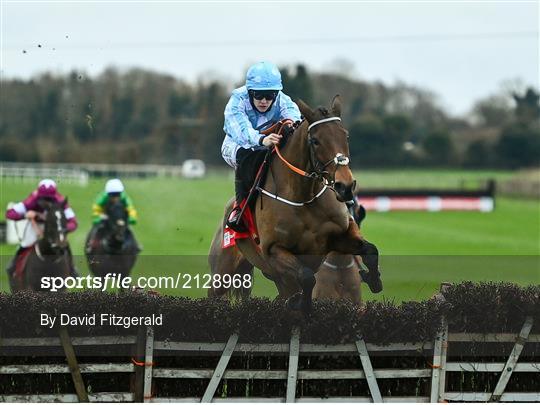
[226,206,247,233]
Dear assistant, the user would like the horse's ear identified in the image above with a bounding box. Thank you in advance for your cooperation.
[331,94,342,117]
[62,198,68,209]
[296,99,315,123]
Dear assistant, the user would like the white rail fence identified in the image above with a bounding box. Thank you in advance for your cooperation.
[0,162,189,182]
[1,317,538,403]
[0,164,89,186]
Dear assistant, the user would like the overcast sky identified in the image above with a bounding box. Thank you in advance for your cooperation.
[1,1,538,116]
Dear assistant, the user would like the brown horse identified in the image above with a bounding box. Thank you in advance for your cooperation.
[85,199,140,282]
[10,199,71,291]
[313,253,362,303]
[209,96,380,314]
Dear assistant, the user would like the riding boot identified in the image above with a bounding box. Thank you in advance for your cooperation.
[226,176,249,233]
[6,247,23,291]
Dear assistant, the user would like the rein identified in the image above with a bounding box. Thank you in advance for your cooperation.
[268,119,314,178]
[30,218,44,239]
[34,242,66,263]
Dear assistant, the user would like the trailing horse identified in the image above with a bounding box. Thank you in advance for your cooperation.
[85,199,140,282]
[10,199,71,291]
[209,96,380,314]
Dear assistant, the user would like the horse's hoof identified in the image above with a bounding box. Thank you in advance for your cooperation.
[359,269,383,293]
[285,293,303,312]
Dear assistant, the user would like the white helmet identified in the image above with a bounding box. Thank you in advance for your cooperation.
[105,178,124,194]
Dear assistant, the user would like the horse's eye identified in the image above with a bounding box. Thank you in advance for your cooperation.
[310,137,320,146]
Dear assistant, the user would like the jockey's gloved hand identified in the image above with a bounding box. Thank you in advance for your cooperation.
[100,214,109,221]
[261,133,282,147]
[280,124,294,148]
[25,210,38,220]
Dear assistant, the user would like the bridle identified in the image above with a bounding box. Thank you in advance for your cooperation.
[258,117,352,206]
[307,117,350,185]
[104,202,128,245]
[274,117,350,184]
[34,208,68,262]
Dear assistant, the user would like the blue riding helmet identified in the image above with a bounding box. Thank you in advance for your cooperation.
[245,61,283,91]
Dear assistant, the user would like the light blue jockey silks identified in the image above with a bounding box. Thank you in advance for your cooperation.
[221,85,301,168]
[245,61,283,91]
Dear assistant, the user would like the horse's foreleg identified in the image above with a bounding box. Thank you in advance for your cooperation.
[339,257,362,305]
[313,265,341,299]
[266,245,316,314]
[330,219,382,293]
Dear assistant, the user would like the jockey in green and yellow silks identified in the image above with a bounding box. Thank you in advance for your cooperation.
[86,178,141,255]
[92,179,138,225]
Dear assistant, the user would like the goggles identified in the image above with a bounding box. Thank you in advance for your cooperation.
[250,90,278,101]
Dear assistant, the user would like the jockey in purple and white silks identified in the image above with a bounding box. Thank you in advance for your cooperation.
[5,179,79,286]
[5,179,78,244]
[221,61,301,232]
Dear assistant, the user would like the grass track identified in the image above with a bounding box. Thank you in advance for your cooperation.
[1,169,538,301]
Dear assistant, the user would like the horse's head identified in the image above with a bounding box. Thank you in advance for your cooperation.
[104,198,128,244]
[296,95,356,203]
[38,198,69,251]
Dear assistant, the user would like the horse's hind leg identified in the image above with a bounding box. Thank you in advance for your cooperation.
[208,221,253,299]
[208,245,252,299]
[234,259,254,300]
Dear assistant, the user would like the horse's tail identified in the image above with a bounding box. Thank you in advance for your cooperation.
[208,198,254,300]
[207,223,223,297]
[228,259,253,301]
[208,219,254,300]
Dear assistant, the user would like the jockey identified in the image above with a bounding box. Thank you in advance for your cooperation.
[4,179,79,285]
[221,61,301,232]
[87,178,139,252]
[91,178,138,226]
